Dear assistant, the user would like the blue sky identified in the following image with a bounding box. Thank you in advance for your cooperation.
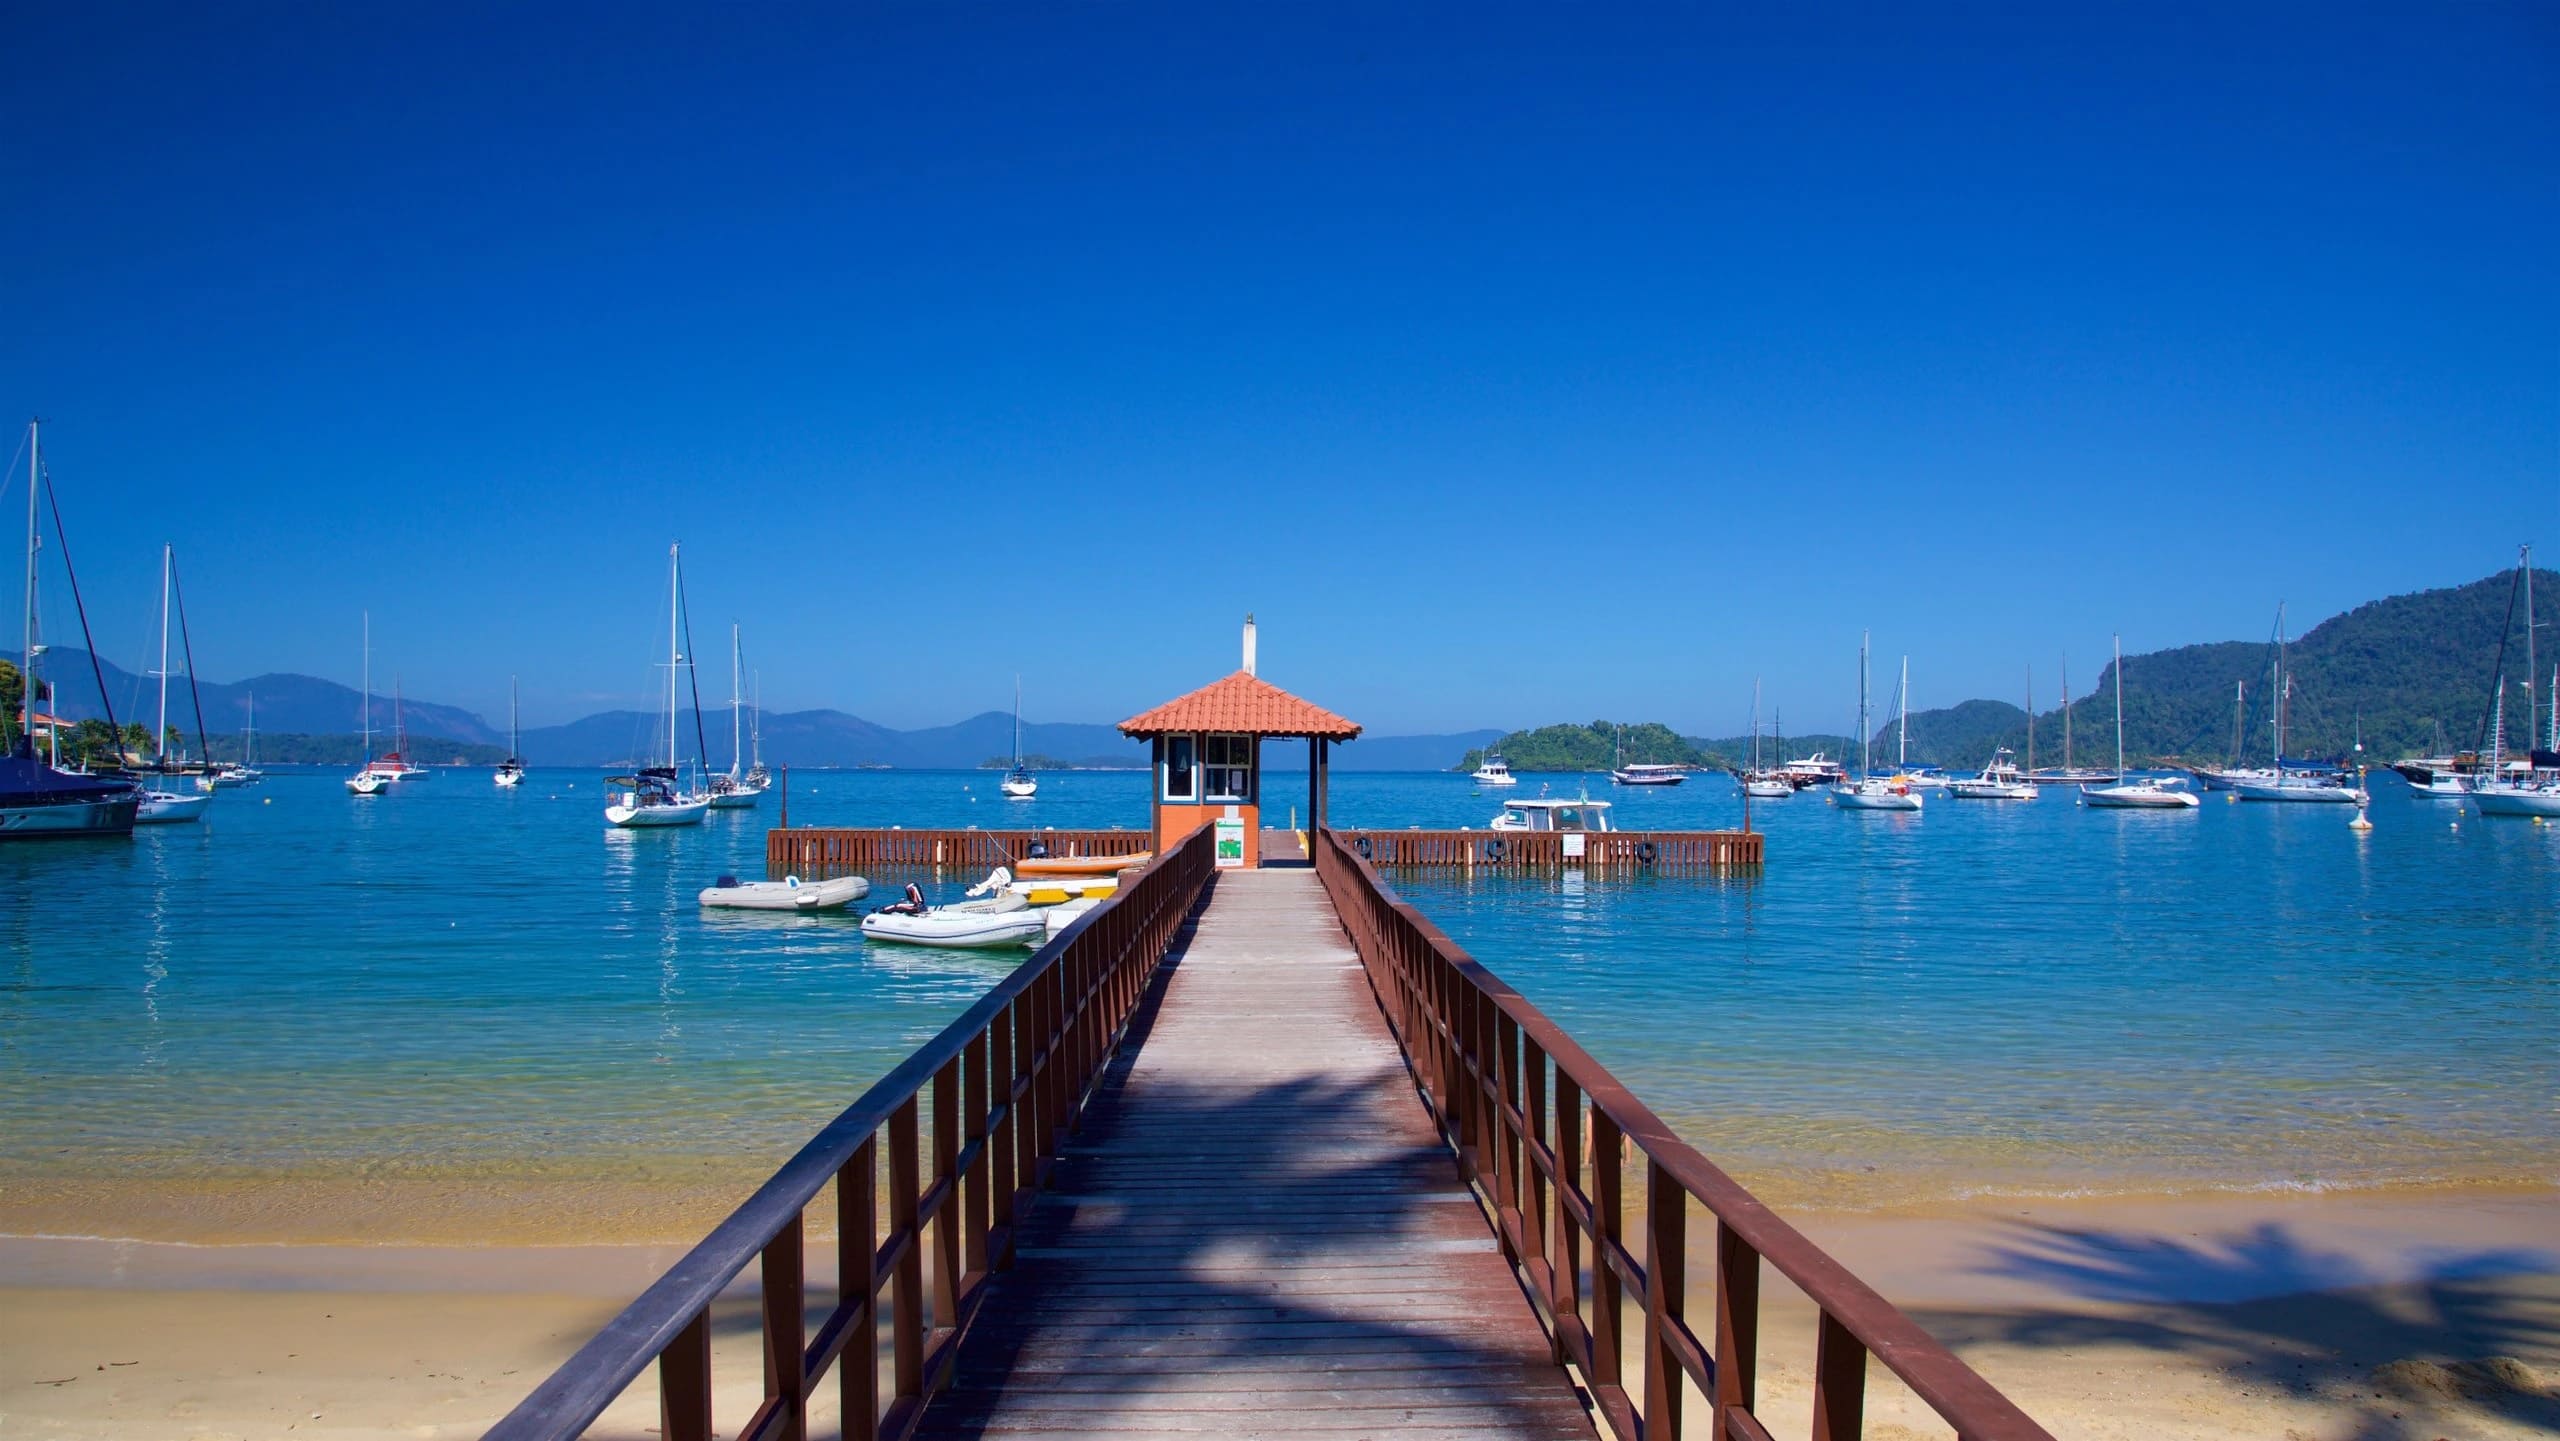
[3,3,2552,737]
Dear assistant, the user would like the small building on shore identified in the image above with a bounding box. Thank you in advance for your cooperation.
[1118,618,1358,868]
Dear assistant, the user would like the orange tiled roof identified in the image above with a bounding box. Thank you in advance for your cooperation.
[1119,670,1361,740]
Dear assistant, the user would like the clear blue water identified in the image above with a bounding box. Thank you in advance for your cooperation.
[0,767,2551,1240]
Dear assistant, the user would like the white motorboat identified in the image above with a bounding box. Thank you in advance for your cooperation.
[1889,765,1952,791]
[699,873,870,911]
[1489,796,1614,832]
[2406,771,2470,798]
[1470,753,1519,787]
[2082,635,2200,809]
[496,677,526,788]
[999,676,1039,798]
[707,627,767,808]
[1610,763,1687,786]
[135,788,214,824]
[861,883,1046,948]
[1777,753,1848,789]
[606,545,714,828]
[1949,746,2038,800]
[1042,896,1103,937]
[1835,636,1921,812]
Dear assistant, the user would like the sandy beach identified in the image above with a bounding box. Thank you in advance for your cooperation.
[4,1184,2553,1439]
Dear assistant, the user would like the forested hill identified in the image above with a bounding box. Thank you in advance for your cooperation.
[1455,722,1704,773]
[1874,567,2559,769]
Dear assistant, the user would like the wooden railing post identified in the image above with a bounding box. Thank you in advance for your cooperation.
[761,1214,808,1441]
[930,1058,961,1335]
[1714,1219,1760,1422]
[841,1139,879,1441]
[1591,1110,1625,1403]
[1811,1312,1868,1441]
[659,1310,711,1441]
[887,1099,923,1408]
[1642,1162,1683,1438]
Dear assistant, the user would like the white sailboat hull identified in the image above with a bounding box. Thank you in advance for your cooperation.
[2230,779,2365,804]
[1833,784,1922,811]
[2082,782,2200,809]
[2471,786,2560,817]
[494,768,525,789]
[1000,778,1038,798]
[708,782,766,809]
[1741,779,1793,799]
[135,790,213,824]
[0,795,141,835]
[606,796,710,827]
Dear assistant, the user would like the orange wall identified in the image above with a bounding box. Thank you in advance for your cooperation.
[1156,802,1259,867]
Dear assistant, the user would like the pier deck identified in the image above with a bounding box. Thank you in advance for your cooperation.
[917,869,1593,1438]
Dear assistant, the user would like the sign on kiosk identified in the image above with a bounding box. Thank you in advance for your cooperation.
[1214,814,1246,869]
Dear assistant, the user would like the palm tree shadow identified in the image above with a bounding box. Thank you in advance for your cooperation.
[912,875,1595,1439]
[1915,1219,2560,1438]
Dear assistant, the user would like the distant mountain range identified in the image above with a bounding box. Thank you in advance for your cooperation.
[9,567,2543,773]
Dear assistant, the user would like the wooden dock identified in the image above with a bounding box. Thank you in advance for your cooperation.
[489,826,2046,1441]
[916,870,1593,1439]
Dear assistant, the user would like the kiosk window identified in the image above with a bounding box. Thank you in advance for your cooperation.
[1203,734,1254,802]
[1163,736,1196,801]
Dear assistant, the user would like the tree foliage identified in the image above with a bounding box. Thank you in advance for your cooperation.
[1455,720,1705,773]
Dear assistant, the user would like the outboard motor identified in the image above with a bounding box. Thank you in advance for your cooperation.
[713,874,739,889]
[1025,841,1050,859]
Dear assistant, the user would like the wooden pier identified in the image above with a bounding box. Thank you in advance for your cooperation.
[489,826,2043,1441]
[769,827,1760,881]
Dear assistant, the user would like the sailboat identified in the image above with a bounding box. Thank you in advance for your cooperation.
[2029,653,2114,784]
[346,614,390,795]
[2473,546,2560,817]
[2232,603,2365,803]
[1741,681,1792,798]
[999,677,1038,798]
[745,670,771,790]
[2195,681,2273,790]
[495,677,526,788]
[605,544,712,828]
[1835,632,1922,811]
[2082,635,2200,809]
[0,420,140,838]
[133,544,214,824]
[211,690,263,786]
[1881,657,1949,789]
[708,626,766,808]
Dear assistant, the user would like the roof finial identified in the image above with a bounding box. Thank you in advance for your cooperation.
[1242,613,1258,677]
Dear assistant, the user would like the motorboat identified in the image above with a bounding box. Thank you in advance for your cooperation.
[706,627,766,808]
[2083,775,2202,809]
[2195,766,2275,791]
[1777,753,1848,789]
[134,787,214,825]
[607,768,711,828]
[1609,764,1686,787]
[1888,765,1952,791]
[1835,637,1921,812]
[999,676,1038,798]
[2081,634,2200,810]
[1949,747,2037,800]
[699,873,869,911]
[1489,797,1614,832]
[860,883,1046,949]
[1013,851,1150,878]
[1470,753,1519,787]
[2406,771,2471,799]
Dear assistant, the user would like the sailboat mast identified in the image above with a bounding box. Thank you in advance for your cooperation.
[510,675,520,757]
[2061,655,2072,770]
[20,422,36,745]
[156,543,171,765]
[2524,546,2537,752]
[1751,679,1761,771]
[1897,655,1910,769]
[2113,634,2126,778]
[2274,603,2288,768]
[1013,675,1024,766]
[666,545,681,771]
[2024,666,2034,773]
[360,612,372,760]
[730,624,744,779]
[1857,631,1872,780]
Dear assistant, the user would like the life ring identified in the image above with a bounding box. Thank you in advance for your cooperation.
[1355,836,1373,860]
[1482,837,1505,863]
[1635,842,1657,866]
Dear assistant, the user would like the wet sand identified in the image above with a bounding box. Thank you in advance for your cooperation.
[2,1185,2554,1439]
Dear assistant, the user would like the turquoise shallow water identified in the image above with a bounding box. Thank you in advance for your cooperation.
[0,767,2552,1237]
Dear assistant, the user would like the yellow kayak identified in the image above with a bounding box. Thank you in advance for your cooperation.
[1012,852,1151,878]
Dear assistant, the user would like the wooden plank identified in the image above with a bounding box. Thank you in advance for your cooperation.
[917,870,1595,1440]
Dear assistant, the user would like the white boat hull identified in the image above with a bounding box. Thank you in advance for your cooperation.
[861,911,1048,948]
[2082,783,2200,809]
[346,773,389,795]
[700,875,870,911]
[1000,779,1038,798]
[2230,779,2365,804]
[495,768,525,789]
[135,790,213,824]
[1948,780,2038,800]
[2471,786,2560,817]
[606,796,711,827]
[1741,780,1793,799]
[708,785,765,809]
[1834,784,1922,811]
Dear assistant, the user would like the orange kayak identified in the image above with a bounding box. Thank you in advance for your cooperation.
[1012,852,1152,877]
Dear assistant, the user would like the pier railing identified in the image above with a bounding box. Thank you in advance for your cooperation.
[769,827,1151,879]
[1313,827,2050,1441]
[487,826,1216,1441]
[1334,827,1761,870]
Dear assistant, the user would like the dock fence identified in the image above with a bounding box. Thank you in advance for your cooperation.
[1313,826,2049,1441]
[1334,827,1762,870]
[768,827,1151,879]
[486,827,1217,1441]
